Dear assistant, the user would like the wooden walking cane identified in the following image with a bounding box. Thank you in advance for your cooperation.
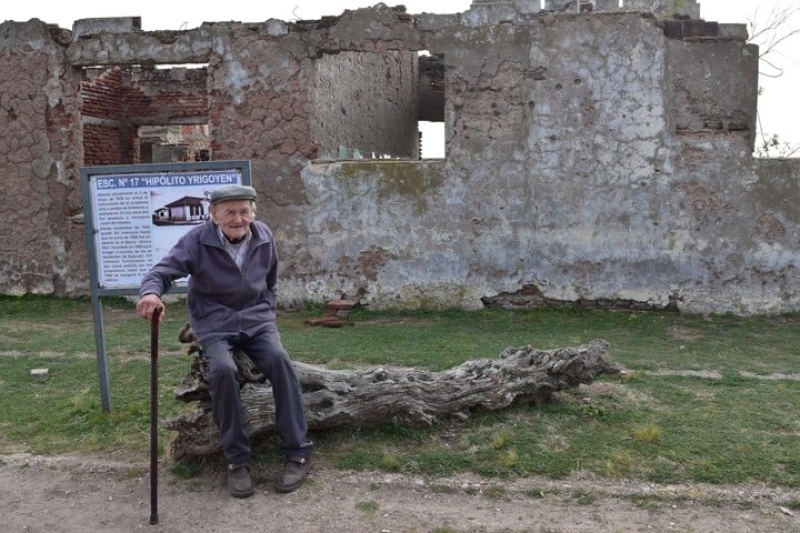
[149,306,162,525]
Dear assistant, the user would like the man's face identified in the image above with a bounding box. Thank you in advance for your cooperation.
[210,199,254,241]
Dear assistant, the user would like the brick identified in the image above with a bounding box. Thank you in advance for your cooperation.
[305,316,353,328]
[662,19,682,38]
[682,20,718,38]
[326,299,359,317]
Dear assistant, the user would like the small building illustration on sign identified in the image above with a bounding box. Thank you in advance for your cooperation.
[152,193,210,226]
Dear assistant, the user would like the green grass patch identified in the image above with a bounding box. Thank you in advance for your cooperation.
[1,295,800,490]
[355,500,380,514]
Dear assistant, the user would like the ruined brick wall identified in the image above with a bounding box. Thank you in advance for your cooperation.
[124,67,208,125]
[81,67,129,166]
[1,5,799,315]
[81,66,209,166]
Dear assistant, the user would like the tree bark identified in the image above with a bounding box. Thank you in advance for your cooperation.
[166,325,621,460]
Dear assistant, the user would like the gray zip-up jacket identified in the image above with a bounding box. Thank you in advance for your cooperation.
[139,219,279,344]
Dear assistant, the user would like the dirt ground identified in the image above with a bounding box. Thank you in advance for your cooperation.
[3,452,800,533]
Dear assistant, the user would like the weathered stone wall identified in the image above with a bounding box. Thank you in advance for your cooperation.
[1,3,799,315]
[0,20,86,295]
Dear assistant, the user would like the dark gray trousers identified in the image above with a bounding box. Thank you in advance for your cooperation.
[202,323,313,464]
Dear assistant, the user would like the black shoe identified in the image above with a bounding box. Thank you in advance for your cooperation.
[274,455,312,493]
[227,462,254,498]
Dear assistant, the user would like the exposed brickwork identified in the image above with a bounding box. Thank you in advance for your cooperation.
[125,67,208,124]
[81,68,127,166]
[80,66,209,166]
[81,67,124,120]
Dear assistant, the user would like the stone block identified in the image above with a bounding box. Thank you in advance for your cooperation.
[662,19,683,38]
[682,19,718,38]
[326,299,359,317]
[595,0,620,11]
[622,0,699,17]
[718,23,749,41]
[544,0,578,11]
[72,17,141,41]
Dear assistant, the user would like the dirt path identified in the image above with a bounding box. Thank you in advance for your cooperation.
[3,453,800,533]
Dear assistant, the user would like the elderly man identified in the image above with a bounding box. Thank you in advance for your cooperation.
[136,184,313,498]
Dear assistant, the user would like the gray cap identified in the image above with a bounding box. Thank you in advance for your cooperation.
[210,185,257,204]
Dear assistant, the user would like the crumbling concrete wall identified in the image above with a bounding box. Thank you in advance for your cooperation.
[1,2,799,315]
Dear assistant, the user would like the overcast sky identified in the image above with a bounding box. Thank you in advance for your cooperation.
[4,0,798,153]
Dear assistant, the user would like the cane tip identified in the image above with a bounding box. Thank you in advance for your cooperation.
[149,515,159,525]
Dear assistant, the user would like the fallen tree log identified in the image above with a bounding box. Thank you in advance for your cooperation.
[166,325,621,460]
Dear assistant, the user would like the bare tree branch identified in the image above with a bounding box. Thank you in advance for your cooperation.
[748,1,800,78]
[747,1,800,158]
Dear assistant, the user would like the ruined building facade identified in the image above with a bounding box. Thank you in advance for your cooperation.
[1,0,799,314]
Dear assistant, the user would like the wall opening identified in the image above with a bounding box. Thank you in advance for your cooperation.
[80,63,211,166]
[419,122,445,159]
[309,49,446,161]
[138,125,211,163]
[418,51,446,160]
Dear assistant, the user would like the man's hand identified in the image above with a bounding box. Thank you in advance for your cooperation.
[137,294,165,321]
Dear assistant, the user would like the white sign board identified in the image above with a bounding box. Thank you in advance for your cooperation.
[82,161,250,292]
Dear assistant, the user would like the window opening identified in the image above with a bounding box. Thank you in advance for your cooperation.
[310,50,446,161]
[80,64,211,166]
[418,51,446,160]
